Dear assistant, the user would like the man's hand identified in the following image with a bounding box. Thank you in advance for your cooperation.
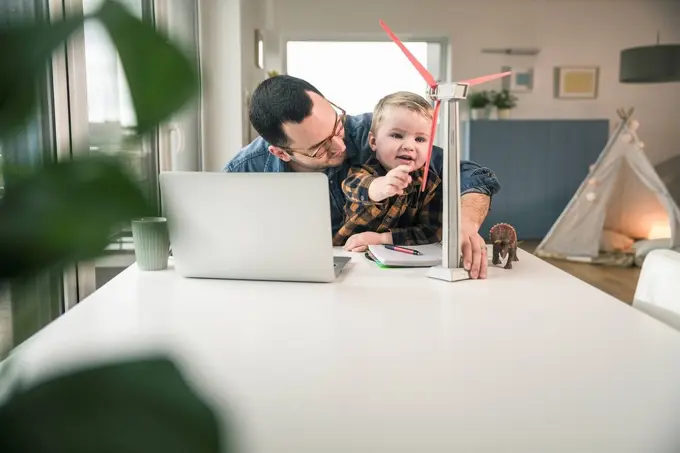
[460,219,487,279]
[460,193,491,279]
[368,163,414,202]
[343,232,389,253]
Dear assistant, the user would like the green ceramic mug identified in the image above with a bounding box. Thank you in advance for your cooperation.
[131,217,170,271]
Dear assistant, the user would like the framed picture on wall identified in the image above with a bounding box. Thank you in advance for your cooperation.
[501,66,533,92]
[554,66,599,99]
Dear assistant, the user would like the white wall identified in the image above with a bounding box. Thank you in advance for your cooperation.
[241,0,266,145]
[272,0,680,164]
[199,0,242,171]
[199,0,266,171]
[263,0,282,76]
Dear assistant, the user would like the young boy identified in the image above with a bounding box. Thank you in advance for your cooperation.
[332,91,442,252]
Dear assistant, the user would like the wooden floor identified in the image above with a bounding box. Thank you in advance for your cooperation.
[521,241,641,304]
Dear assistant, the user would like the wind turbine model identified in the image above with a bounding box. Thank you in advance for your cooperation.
[379,20,511,282]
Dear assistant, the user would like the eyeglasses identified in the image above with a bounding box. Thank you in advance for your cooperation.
[280,101,346,159]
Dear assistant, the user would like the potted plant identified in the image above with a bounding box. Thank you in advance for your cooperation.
[0,2,225,452]
[492,89,518,119]
[467,90,491,120]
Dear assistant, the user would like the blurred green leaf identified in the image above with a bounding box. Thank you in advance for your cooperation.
[0,14,85,138]
[0,155,153,280]
[0,78,36,141]
[96,0,199,135]
[0,357,223,453]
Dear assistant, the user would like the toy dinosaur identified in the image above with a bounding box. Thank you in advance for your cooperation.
[489,223,520,269]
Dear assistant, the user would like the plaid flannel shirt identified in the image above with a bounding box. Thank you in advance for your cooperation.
[332,155,442,246]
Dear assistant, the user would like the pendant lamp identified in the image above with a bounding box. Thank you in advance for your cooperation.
[619,33,680,83]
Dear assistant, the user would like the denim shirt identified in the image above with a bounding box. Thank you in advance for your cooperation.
[224,112,501,235]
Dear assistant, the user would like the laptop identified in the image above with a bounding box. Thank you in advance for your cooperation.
[158,171,351,283]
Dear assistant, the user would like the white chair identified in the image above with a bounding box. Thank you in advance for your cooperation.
[633,249,680,331]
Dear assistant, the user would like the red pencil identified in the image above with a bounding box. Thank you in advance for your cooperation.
[385,244,422,256]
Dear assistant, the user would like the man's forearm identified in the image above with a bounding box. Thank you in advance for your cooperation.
[461,193,490,229]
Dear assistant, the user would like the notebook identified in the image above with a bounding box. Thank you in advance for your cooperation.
[367,243,442,267]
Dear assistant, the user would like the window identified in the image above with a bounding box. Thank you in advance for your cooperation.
[285,40,446,147]
[1,0,203,353]
[82,0,156,203]
[69,0,203,290]
[62,0,155,291]
[1,0,64,354]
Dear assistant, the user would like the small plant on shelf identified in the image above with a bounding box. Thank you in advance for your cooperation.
[491,89,518,119]
[467,90,491,119]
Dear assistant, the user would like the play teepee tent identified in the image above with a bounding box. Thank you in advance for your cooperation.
[535,108,680,263]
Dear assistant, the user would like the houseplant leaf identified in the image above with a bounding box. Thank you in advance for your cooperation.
[0,14,85,138]
[0,155,153,280]
[95,0,199,135]
[0,357,223,453]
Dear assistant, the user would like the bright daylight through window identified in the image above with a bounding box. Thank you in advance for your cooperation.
[286,40,440,117]
[83,0,153,198]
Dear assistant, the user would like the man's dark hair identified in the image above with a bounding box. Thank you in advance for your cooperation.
[248,75,323,147]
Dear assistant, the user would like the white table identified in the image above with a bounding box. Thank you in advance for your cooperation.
[6,246,680,452]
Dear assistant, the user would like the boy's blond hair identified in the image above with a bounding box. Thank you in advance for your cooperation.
[370,91,433,134]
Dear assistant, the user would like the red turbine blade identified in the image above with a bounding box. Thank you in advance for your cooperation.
[379,19,437,89]
[421,99,441,191]
[460,71,512,86]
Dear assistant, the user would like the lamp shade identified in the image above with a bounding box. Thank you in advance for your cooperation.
[619,44,680,83]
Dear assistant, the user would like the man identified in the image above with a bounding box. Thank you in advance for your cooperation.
[224,75,500,279]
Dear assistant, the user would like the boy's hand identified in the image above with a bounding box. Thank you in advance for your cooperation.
[343,232,388,253]
[368,163,415,202]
